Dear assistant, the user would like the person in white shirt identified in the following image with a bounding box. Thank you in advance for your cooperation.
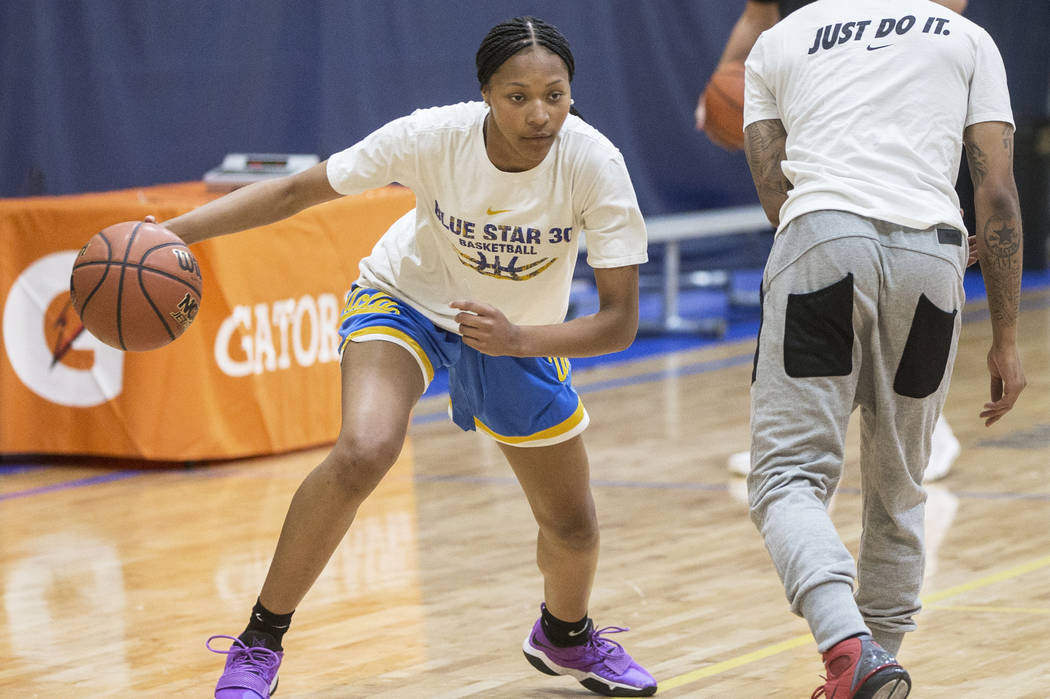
[696,0,967,483]
[159,16,656,699]
[742,1,1025,696]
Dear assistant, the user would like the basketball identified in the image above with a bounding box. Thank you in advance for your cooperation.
[70,220,203,351]
[703,61,746,151]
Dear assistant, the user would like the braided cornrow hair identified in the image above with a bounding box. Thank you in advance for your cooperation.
[476,16,581,117]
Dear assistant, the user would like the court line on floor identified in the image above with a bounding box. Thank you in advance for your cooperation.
[5,451,1048,505]
[0,469,141,502]
[920,554,1050,604]
[658,553,1050,692]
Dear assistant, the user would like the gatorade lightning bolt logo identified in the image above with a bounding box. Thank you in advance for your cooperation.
[4,250,125,406]
[49,298,87,369]
[49,240,90,368]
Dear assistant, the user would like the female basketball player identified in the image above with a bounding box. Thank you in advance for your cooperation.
[158,16,656,699]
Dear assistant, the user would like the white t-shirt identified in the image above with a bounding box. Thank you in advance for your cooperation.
[326,101,647,334]
[744,0,1014,233]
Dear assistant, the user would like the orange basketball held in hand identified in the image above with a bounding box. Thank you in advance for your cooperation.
[703,61,746,151]
[70,221,203,351]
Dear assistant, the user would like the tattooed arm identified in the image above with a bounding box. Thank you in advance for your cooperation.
[964,120,1026,425]
[744,119,791,226]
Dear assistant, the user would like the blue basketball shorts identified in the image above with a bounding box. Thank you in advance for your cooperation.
[337,286,589,447]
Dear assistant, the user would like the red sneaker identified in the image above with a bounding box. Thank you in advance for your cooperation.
[811,635,910,699]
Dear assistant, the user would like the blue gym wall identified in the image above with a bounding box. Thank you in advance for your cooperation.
[3,0,1048,216]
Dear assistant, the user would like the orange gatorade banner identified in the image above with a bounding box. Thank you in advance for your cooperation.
[0,182,415,461]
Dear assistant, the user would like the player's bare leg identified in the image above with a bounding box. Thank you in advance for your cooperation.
[260,340,425,613]
[503,437,656,696]
[501,436,599,619]
[209,340,425,698]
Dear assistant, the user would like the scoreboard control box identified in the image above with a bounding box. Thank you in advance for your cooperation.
[203,153,320,192]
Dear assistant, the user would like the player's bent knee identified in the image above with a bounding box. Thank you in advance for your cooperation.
[326,434,403,496]
[539,510,599,551]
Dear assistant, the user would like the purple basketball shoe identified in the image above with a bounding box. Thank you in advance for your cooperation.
[207,634,283,698]
[522,608,657,697]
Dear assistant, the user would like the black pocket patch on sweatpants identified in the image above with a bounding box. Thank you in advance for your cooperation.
[894,293,957,398]
[783,273,854,378]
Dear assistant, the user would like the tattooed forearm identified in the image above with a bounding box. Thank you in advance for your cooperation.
[979,211,1022,327]
[965,139,988,187]
[746,120,789,194]
[744,119,791,225]
[984,214,1021,261]
[962,121,1021,334]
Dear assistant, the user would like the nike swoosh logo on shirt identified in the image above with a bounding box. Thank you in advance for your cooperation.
[866,44,892,51]
[486,207,511,215]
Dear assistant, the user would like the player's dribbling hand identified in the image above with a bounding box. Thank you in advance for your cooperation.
[981,342,1026,426]
[450,300,524,357]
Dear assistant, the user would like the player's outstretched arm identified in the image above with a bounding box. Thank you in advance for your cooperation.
[744,118,790,226]
[162,161,341,245]
[964,120,1026,425]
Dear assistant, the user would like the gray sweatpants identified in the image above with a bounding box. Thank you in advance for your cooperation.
[748,210,967,654]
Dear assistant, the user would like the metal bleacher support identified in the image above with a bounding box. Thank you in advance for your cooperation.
[577,204,773,337]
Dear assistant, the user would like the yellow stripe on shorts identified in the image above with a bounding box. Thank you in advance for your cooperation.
[343,327,435,384]
[474,396,586,445]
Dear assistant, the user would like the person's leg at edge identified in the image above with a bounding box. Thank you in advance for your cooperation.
[209,340,425,697]
[504,437,656,696]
